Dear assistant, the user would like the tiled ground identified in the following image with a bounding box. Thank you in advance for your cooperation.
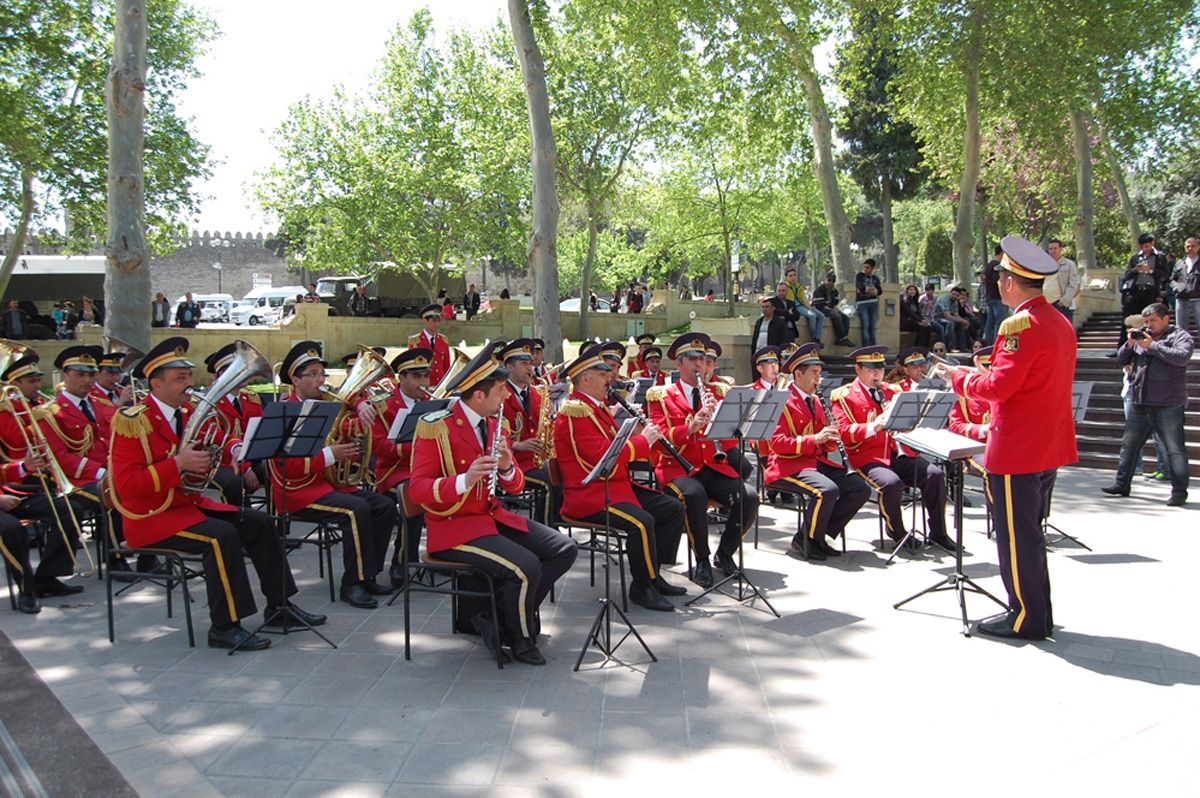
[1,466,1197,796]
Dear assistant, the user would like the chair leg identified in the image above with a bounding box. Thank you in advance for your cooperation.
[178,557,196,648]
[5,567,15,611]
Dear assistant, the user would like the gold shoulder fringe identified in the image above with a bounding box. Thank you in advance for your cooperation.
[415,413,448,440]
[830,385,850,402]
[242,390,261,405]
[645,386,667,403]
[559,399,590,418]
[32,404,54,422]
[112,405,152,439]
[999,311,1031,338]
[709,382,730,398]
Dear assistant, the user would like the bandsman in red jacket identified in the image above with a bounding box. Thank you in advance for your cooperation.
[410,342,576,666]
[629,346,667,387]
[529,338,557,385]
[749,346,782,392]
[201,343,266,511]
[500,339,557,527]
[408,304,452,385]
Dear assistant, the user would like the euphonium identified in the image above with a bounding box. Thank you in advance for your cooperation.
[321,344,394,488]
[179,340,273,493]
[531,381,555,469]
[429,347,470,399]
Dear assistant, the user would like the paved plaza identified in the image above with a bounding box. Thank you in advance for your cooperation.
[0,466,1196,796]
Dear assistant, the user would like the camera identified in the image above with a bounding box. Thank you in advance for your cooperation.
[1129,327,1149,340]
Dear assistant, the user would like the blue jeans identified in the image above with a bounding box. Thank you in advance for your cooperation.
[1175,298,1200,337]
[1123,398,1167,475]
[984,299,1009,344]
[857,302,878,346]
[939,319,969,351]
[796,304,825,342]
[1115,403,1189,497]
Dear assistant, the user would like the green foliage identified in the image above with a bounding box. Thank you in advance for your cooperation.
[915,224,954,277]
[1133,142,1200,254]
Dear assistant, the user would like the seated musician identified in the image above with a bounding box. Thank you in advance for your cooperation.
[271,341,398,609]
[947,346,993,478]
[203,344,265,510]
[632,333,656,375]
[0,449,67,613]
[883,347,929,391]
[410,343,577,666]
[368,348,432,588]
[598,341,626,384]
[109,337,325,650]
[529,338,556,384]
[500,339,557,526]
[555,343,685,612]
[645,333,759,587]
[630,346,667,387]
[830,346,956,553]
[750,346,782,391]
[764,344,871,561]
[408,304,451,385]
[91,352,131,406]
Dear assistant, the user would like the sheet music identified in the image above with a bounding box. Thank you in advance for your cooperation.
[387,405,411,442]
[895,428,986,461]
[237,417,261,463]
[284,400,318,453]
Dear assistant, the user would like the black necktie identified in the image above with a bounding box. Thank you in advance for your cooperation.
[870,387,884,407]
[108,390,117,402]
[80,399,95,423]
[174,410,183,439]
[232,396,242,414]
[521,389,530,415]
[691,387,701,412]
[477,419,489,451]
[804,395,816,417]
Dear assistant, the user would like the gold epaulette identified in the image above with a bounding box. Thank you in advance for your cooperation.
[408,332,421,341]
[709,382,730,398]
[559,399,590,418]
[999,311,1031,338]
[645,386,667,403]
[242,390,261,405]
[112,404,153,439]
[830,385,850,402]
[415,409,452,440]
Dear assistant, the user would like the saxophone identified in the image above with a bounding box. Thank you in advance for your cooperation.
[531,381,555,469]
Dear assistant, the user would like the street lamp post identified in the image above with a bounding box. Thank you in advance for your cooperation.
[213,261,222,292]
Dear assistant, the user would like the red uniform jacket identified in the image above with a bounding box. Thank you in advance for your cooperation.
[644,381,738,484]
[531,365,557,385]
[554,394,653,519]
[36,394,108,486]
[267,394,360,512]
[951,296,1077,474]
[948,395,990,442]
[630,369,667,387]
[764,387,840,483]
[109,398,238,547]
[502,382,542,473]
[0,395,41,461]
[370,391,417,494]
[830,379,902,470]
[408,331,451,386]
[210,389,263,470]
[409,402,529,551]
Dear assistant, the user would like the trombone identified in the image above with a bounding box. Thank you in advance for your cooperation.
[0,387,96,578]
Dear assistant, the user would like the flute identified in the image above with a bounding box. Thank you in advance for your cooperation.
[486,410,504,495]
[606,387,694,473]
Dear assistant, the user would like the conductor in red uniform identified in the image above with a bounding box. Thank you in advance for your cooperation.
[410,343,577,666]
[937,236,1077,641]
[408,304,452,386]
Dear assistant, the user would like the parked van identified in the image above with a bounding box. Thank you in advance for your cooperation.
[231,287,305,326]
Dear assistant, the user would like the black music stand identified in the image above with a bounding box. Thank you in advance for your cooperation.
[685,387,786,617]
[881,390,955,564]
[1044,383,1093,551]
[233,400,341,653]
[892,428,1007,636]
[575,418,657,670]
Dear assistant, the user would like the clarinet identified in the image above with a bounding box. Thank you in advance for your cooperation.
[606,387,694,473]
[487,410,504,495]
[819,394,854,475]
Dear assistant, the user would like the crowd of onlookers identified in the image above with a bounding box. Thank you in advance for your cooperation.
[1,297,102,340]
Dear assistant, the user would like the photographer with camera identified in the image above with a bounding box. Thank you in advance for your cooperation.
[1111,233,1169,355]
[1103,303,1192,506]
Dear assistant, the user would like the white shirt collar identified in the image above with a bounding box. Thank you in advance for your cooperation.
[150,393,181,425]
[60,390,88,411]
[458,402,488,447]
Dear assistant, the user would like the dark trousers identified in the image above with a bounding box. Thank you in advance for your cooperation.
[1114,403,1190,498]
[579,485,684,589]
[861,454,947,538]
[293,489,397,585]
[985,470,1054,637]
[433,520,577,641]
[0,510,34,593]
[822,309,851,341]
[9,493,80,580]
[666,466,759,560]
[214,463,266,510]
[161,507,296,627]
[384,483,425,568]
[523,468,562,527]
[901,320,934,348]
[770,461,871,544]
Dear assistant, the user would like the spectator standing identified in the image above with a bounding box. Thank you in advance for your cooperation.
[463,283,481,320]
[981,244,1007,343]
[441,296,455,320]
[347,285,369,317]
[782,267,825,343]
[79,296,101,326]
[57,301,78,339]
[303,283,320,303]
[812,272,855,347]
[175,292,201,329]
[751,296,791,351]
[151,292,171,327]
[609,289,620,311]
[627,284,644,314]
[1112,233,1169,354]
[2,300,29,339]
[589,291,600,312]
[1103,302,1192,506]
[774,283,802,342]
[1047,238,1081,324]
[934,287,971,351]
[855,259,882,346]
[899,283,933,348]
[1170,236,1200,337]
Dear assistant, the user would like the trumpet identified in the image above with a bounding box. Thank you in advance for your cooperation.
[0,386,95,578]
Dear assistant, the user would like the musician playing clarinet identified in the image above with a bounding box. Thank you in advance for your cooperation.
[830,346,955,554]
[410,343,576,666]
[645,333,759,587]
[764,344,871,561]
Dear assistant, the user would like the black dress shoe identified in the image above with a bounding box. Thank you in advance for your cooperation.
[208,625,271,651]
[34,578,84,598]
[339,583,378,609]
[802,539,826,561]
[629,585,674,612]
[362,579,394,596]
[929,533,959,554]
[1100,485,1130,497]
[714,551,737,577]
[136,555,163,573]
[389,563,407,588]
[974,617,1045,641]
[654,576,687,596]
[690,560,714,588]
[1167,494,1187,507]
[470,613,511,663]
[510,636,546,666]
[815,538,841,557]
[16,593,40,614]
[263,603,327,627]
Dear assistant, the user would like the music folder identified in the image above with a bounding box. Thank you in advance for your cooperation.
[583,417,638,485]
[894,428,985,462]
[388,399,454,444]
[1071,381,1093,423]
[880,390,955,432]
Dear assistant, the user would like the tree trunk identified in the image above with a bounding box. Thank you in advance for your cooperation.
[1070,108,1097,274]
[950,8,984,292]
[0,171,36,299]
[1095,116,1139,249]
[881,177,898,283]
[105,0,151,353]
[579,208,598,340]
[508,0,562,362]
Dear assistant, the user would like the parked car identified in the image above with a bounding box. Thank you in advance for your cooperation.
[559,297,612,312]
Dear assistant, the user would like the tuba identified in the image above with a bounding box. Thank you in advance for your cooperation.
[429,347,470,399]
[321,344,394,488]
[178,340,273,493]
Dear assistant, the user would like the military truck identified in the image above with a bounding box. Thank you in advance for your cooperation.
[315,265,466,318]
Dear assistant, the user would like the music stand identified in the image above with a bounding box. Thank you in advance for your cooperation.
[1044,382,1093,550]
[816,376,843,399]
[574,418,657,670]
[388,399,452,445]
[686,387,786,617]
[892,428,1007,635]
[881,391,954,563]
[233,400,341,653]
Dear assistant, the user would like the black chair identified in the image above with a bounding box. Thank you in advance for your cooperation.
[546,458,629,611]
